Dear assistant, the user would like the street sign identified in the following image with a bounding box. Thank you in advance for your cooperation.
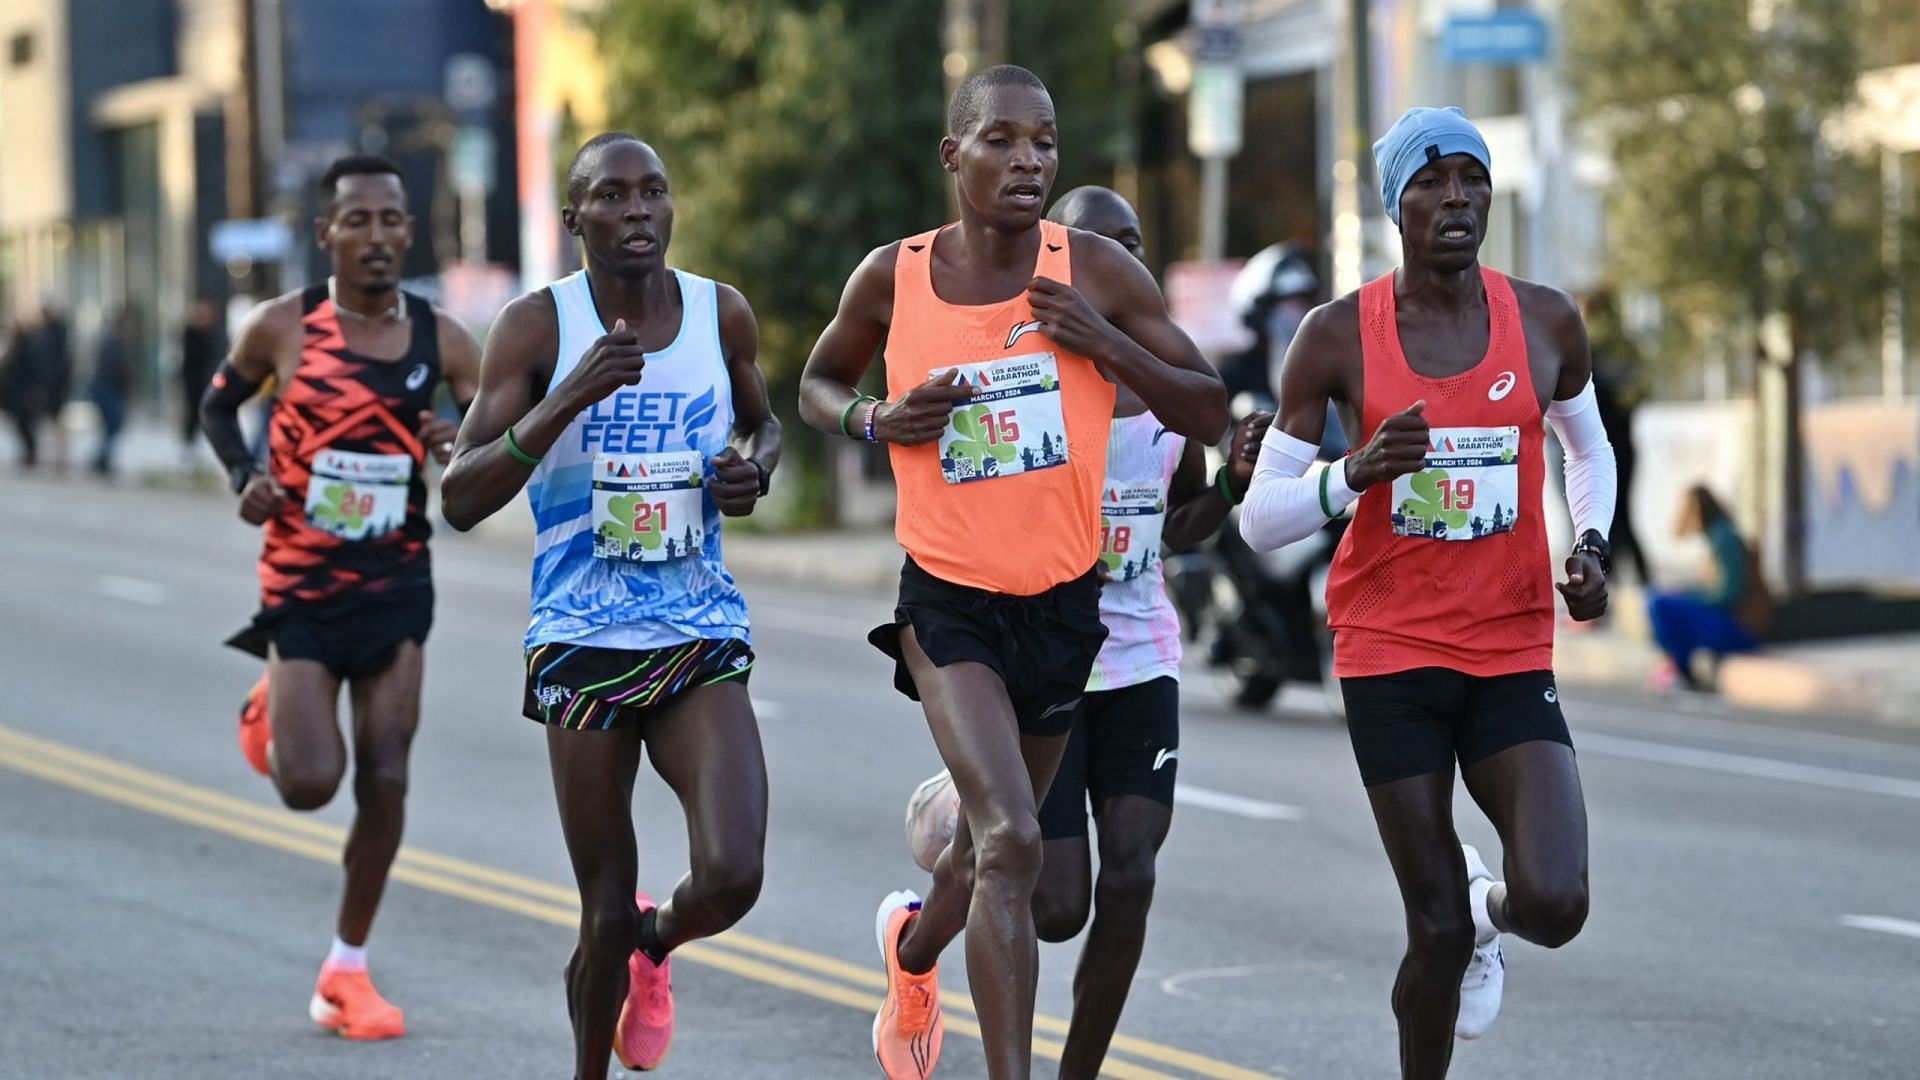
[209,218,294,263]
[451,128,496,195]
[1442,11,1551,66]
[1189,62,1244,159]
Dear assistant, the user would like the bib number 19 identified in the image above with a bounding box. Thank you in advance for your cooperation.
[1436,478,1475,511]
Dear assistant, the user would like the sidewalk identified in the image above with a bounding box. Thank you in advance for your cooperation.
[32,416,1919,730]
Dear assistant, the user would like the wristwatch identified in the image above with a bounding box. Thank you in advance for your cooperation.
[1572,529,1612,576]
[749,458,771,497]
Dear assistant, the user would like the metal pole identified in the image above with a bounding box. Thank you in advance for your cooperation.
[1349,0,1377,271]
[1200,156,1228,261]
[1884,148,1906,401]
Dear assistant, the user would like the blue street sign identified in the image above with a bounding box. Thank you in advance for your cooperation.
[1442,11,1550,66]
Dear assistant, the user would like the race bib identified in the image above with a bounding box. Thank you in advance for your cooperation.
[305,449,411,540]
[1100,480,1166,582]
[591,451,705,562]
[1390,426,1521,541]
[937,353,1069,485]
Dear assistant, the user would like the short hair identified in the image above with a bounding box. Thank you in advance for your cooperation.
[567,132,649,206]
[1046,186,1129,227]
[320,155,404,208]
[947,64,1050,138]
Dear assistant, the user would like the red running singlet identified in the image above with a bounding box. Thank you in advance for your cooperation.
[257,285,440,609]
[1325,268,1553,678]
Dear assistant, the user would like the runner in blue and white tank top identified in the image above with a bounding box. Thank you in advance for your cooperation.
[899,187,1274,1079]
[440,134,780,1080]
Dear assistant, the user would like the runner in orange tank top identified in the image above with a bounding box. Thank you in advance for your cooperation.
[799,66,1226,1080]
[1239,108,1617,1079]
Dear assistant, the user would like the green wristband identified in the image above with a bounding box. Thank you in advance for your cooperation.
[1215,464,1242,507]
[1318,461,1336,518]
[503,425,542,468]
[838,395,875,438]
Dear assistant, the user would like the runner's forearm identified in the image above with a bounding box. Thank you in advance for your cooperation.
[199,363,263,489]
[732,415,783,476]
[441,393,578,531]
[1088,330,1228,442]
[1164,483,1233,551]
[797,374,869,436]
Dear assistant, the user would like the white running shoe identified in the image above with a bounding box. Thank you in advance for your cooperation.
[1457,843,1505,1039]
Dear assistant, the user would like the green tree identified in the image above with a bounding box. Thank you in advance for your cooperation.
[1565,0,1913,590]
[592,0,1133,524]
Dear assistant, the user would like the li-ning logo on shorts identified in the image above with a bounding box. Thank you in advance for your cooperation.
[1037,697,1081,721]
[1488,371,1517,401]
[1153,748,1179,772]
[1005,319,1044,349]
[536,684,569,708]
[406,363,430,391]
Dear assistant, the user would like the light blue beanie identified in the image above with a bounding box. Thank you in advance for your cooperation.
[1373,106,1492,226]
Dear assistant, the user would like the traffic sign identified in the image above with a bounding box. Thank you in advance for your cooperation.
[1442,11,1550,66]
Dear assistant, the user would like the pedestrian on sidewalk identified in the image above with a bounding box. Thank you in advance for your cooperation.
[89,307,136,477]
[1,315,36,467]
[1647,484,1767,689]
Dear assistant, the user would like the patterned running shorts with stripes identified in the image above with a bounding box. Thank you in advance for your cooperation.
[522,638,755,730]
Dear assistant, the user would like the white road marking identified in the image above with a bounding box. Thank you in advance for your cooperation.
[1159,965,1282,1001]
[1580,732,1920,802]
[94,575,170,606]
[1175,784,1305,821]
[1840,915,1920,941]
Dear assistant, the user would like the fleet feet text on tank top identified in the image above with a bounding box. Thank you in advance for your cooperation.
[259,284,440,610]
[522,269,749,652]
[884,219,1118,597]
[1325,267,1553,678]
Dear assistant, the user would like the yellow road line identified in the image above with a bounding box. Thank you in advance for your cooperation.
[0,724,1282,1080]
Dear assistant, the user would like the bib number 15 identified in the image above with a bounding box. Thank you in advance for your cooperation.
[980,410,1020,445]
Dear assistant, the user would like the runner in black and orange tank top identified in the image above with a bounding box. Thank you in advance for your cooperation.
[800,66,1227,1080]
[199,155,480,1044]
[1239,109,1618,1078]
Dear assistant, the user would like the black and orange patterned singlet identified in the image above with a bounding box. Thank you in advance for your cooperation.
[257,284,440,610]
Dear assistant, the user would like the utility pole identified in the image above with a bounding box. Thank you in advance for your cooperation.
[1189,0,1244,262]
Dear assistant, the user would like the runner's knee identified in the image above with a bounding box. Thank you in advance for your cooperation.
[275,761,344,810]
[692,852,764,925]
[1505,876,1588,948]
[1093,848,1157,918]
[351,742,411,801]
[971,813,1045,891]
[581,894,639,960]
[1405,896,1476,974]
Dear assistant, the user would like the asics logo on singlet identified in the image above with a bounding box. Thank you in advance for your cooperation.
[405,363,430,391]
[1153,748,1179,771]
[1488,371,1518,401]
[1005,319,1045,349]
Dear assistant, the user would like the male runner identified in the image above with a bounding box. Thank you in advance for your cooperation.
[903,186,1270,1079]
[439,133,777,1080]
[798,68,1228,1080]
[1238,107,1616,1078]
[199,154,480,1040]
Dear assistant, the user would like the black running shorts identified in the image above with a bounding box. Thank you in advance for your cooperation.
[522,638,754,730]
[870,557,1107,738]
[1038,675,1180,840]
[225,584,434,682]
[1340,667,1572,787]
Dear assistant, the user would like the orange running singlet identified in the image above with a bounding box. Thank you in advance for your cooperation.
[1325,268,1553,677]
[885,220,1117,596]
[258,285,440,609]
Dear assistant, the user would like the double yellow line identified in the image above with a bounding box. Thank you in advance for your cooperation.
[0,724,1281,1080]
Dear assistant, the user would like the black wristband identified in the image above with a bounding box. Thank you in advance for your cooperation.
[1573,529,1612,576]
[750,458,771,497]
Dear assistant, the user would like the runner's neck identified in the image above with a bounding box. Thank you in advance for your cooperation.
[1393,260,1485,315]
[584,265,680,333]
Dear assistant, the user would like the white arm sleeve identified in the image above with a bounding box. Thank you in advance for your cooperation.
[1546,380,1617,540]
[1239,427,1360,552]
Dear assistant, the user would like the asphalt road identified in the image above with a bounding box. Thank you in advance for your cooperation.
[1,473,1916,1079]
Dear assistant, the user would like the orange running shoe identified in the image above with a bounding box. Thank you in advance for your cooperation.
[873,890,942,1079]
[310,962,406,1040]
[615,891,674,1071]
[236,671,272,776]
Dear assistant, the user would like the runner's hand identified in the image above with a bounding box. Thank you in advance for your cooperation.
[561,317,647,409]
[708,447,762,517]
[238,474,289,526]
[1558,551,1609,622]
[873,369,976,446]
[1228,410,1275,487]
[1345,401,1428,490]
[419,410,460,465]
[1025,277,1118,361]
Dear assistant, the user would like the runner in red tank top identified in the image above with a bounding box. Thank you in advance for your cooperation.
[198,156,481,1043]
[1239,108,1618,1079]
